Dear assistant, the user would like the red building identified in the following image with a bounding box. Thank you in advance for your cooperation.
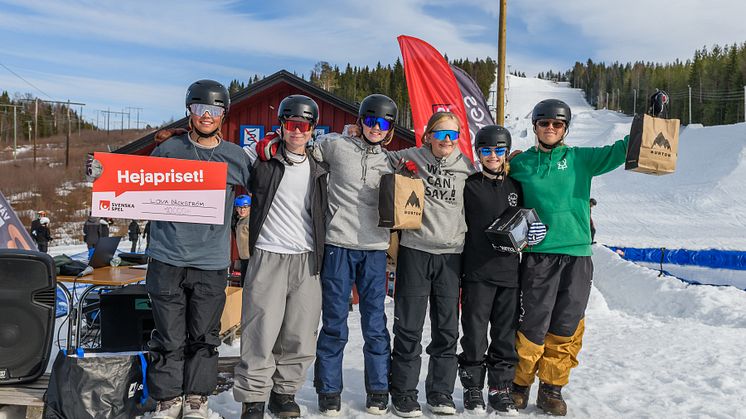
[115,70,415,155]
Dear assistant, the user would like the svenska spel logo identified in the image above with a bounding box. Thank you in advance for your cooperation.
[99,200,111,210]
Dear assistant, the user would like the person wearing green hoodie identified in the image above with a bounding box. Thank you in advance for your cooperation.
[507,99,629,416]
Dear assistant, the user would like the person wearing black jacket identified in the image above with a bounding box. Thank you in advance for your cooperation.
[459,126,545,416]
[128,220,141,252]
[233,95,328,419]
[36,216,53,253]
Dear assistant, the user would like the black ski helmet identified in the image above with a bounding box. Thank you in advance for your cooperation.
[358,94,398,123]
[474,125,512,152]
[186,80,230,112]
[531,99,571,127]
[277,95,319,124]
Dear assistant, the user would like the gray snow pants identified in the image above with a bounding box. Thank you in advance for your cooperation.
[233,249,322,403]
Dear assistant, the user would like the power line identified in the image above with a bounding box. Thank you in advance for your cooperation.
[0,62,54,100]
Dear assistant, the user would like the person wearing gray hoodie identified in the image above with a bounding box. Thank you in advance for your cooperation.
[387,112,476,417]
[306,94,397,416]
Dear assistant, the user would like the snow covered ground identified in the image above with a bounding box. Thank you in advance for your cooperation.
[3,76,744,418]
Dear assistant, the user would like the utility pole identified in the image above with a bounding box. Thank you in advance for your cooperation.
[100,108,127,135]
[0,104,21,160]
[688,85,692,124]
[127,107,143,130]
[66,100,71,168]
[496,0,507,123]
[20,98,84,166]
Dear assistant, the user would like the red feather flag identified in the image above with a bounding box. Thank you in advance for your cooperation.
[398,35,474,161]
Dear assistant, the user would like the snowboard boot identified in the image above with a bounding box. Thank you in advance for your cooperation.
[240,402,265,419]
[511,382,530,410]
[488,386,518,416]
[463,387,486,415]
[366,392,389,415]
[268,391,301,418]
[426,393,456,415]
[152,396,183,419]
[183,394,209,419]
[536,382,567,416]
[318,392,341,416]
[391,391,422,418]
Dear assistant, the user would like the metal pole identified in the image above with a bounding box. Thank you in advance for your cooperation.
[633,89,637,115]
[34,99,38,167]
[107,107,110,135]
[65,100,70,168]
[12,106,17,160]
[120,109,124,133]
[496,0,507,123]
[688,85,692,124]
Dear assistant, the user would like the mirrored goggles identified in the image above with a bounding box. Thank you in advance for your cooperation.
[536,120,566,129]
[430,130,460,141]
[362,116,393,131]
[478,147,507,157]
[188,103,225,117]
[283,119,313,133]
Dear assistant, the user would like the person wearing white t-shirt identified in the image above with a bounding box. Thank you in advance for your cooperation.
[233,95,328,419]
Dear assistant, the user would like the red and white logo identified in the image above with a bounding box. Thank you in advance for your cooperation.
[99,200,111,210]
[432,103,452,113]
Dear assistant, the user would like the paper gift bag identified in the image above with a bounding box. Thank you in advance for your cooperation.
[378,173,425,229]
[625,114,680,175]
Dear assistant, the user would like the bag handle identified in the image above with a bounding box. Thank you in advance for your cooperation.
[395,158,419,178]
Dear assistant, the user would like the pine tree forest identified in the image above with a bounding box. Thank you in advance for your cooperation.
[554,43,746,126]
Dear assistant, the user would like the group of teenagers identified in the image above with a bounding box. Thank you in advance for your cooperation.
[143,79,629,419]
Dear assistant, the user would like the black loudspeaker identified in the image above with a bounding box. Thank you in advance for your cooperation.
[99,284,154,352]
[0,250,56,384]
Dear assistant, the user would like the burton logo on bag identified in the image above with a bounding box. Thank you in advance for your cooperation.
[405,191,421,209]
[652,133,672,150]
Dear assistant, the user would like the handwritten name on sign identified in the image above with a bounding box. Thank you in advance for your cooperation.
[91,152,228,225]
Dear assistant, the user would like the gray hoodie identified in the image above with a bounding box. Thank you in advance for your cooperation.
[388,145,476,254]
[312,133,394,250]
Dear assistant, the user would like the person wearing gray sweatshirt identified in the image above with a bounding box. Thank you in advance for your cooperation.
[312,94,398,416]
[387,112,476,417]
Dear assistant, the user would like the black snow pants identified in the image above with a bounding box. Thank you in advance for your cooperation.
[145,258,227,400]
[458,280,519,389]
[390,246,461,398]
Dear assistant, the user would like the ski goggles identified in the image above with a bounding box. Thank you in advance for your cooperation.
[362,116,393,131]
[283,119,314,133]
[478,147,508,157]
[430,130,460,141]
[536,120,566,129]
[188,103,225,117]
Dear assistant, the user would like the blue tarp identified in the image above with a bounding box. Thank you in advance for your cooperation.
[607,247,746,271]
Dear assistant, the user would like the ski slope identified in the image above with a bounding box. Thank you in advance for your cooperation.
[3,77,744,419]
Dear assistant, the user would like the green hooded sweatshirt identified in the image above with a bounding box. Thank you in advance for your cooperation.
[509,136,629,256]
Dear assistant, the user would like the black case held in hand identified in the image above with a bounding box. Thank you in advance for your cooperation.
[484,207,541,253]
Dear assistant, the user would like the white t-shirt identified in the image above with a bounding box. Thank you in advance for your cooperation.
[255,157,315,254]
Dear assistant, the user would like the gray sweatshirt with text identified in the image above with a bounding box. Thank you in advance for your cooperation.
[387,145,476,254]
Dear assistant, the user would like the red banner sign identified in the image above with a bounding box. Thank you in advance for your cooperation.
[398,35,474,161]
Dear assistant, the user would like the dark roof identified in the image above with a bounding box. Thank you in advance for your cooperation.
[114,70,415,154]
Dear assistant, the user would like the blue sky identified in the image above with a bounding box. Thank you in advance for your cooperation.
[1,0,744,127]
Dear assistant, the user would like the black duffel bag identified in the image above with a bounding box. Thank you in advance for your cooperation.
[44,350,154,418]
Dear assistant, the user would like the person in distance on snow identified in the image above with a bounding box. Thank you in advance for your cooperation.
[231,194,251,286]
[232,95,327,419]
[145,79,252,419]
[35,216,53,253]
[128,220,141,252]
[386,111,476,418]
[507,99,629,416]
[459,125,546,416]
